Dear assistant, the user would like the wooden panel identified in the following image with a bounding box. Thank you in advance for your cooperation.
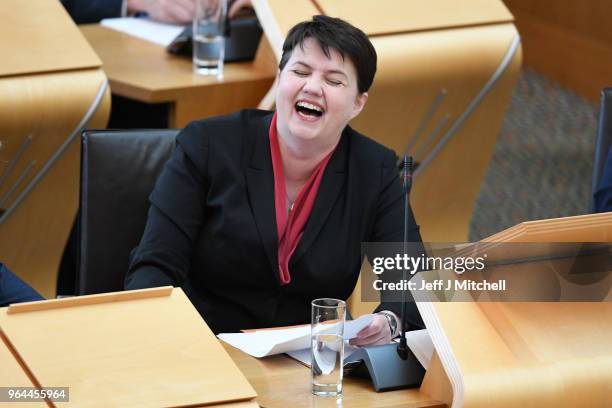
[0,329,47,408]
[507,7,612,102]
[7,287,173,314]
[504,0,612,45]
[224,343,445,408]
[503,0,612,102]
[252,0,321,59]
[0,288,257,408]
[421,213,612,406]
[0,69,110,298]
[483,212,612,243]
[210,402,259,408]
[254,0,512,55]
[420,352,453,408]
[317,0,513,36]
[0,0,100,77]
[171,79,274,127]
[428,302,612,407]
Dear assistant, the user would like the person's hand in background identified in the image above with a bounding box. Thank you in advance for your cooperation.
[349,313,394,346]
[127,0,196,24]
[228,0,253,19]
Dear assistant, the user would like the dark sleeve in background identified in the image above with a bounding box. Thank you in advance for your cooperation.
[594,146,612,213]
[370,150,425,329]
[0,263,44,307]
[125,123,209,290]
[60,0,123,24]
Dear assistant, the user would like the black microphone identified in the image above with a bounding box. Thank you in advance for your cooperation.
[344,154,424,391]
[397,155,413,360]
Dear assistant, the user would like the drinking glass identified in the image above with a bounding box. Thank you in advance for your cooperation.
[311,298,346,397]
[193,0,227,77]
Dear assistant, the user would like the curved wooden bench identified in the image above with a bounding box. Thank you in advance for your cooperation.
[0,0,111,297]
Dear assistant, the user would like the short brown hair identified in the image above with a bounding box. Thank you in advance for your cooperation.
[278,15,377,93]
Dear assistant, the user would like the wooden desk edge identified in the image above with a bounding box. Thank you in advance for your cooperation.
[221,343,446,407]
[80,24,276,104]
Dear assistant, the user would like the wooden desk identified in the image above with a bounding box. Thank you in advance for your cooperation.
[224,344,445,408]
[1,297,442,408]
[79,24,276,127]
[0,334,46,407]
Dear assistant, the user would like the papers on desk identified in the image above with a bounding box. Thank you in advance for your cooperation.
[100,17,185,47]
[285,343,360,369]
[289,329,434,371]
[396,329,434,369]
[219,314,433,375]
[217,314,375,358]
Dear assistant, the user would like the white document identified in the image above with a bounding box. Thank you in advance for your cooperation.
[289,329,434,371]
[285,343,359,368]
[218,314,374,358]
[100,17,185,47]
[394,329,434,369]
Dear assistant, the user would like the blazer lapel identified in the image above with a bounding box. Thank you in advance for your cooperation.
[245,114,280,283]
[289,129,349,267]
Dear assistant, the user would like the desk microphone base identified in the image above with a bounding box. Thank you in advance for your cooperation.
[345,343,425,392]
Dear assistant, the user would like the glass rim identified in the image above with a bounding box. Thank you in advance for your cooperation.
[311,298,346,308]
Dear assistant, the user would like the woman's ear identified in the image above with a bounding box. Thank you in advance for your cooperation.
[350,92,368,120]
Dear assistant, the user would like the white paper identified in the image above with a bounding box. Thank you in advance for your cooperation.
[100,17,185,47]
[286,343,359,368]
[343,314,375,339]
[218,314,374,358]
[290,329,434,370]
[396,329,434,369]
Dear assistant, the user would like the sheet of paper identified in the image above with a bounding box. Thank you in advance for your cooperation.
[395,329,434,369]
[290,329,434,370]
[218,314,374,358]
[285,343,359,368]
[100,17,185,47]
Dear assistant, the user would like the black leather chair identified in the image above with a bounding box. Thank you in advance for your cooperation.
[592,88,612,202]
[77,129,178,295]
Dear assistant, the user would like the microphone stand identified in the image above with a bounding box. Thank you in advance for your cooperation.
[345,155,424,391]
[397,155,412,360]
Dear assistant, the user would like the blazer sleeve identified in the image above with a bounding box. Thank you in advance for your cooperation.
[594,146,612,213]
[125,122,210,290]
[0,263,44,307]
[370,150,425,329]
[60,0,123,24]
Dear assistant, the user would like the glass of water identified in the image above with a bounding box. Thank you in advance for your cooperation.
[193,0,227,77]
[311,298,346,397]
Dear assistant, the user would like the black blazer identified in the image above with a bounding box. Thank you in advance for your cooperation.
[61,0,122,24]
[126,110,423,333]
[595,146,612,212]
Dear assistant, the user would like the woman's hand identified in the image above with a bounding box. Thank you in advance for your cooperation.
[349,314,392,347]
[128,0,196,24]
[229,0,253,19]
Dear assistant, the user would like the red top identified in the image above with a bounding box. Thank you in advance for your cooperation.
[269,113,335,285]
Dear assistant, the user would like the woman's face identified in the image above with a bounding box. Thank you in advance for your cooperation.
[275,38,368,150]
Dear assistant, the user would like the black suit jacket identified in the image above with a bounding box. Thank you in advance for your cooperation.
[126,110,423,333]
[595,146,612,212]
[61,0,122,24]
[0,263,44,307]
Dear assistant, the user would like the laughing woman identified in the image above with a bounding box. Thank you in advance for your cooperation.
[126,16,423,345]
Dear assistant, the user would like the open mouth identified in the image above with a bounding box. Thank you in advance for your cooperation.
[295,101,324,118]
